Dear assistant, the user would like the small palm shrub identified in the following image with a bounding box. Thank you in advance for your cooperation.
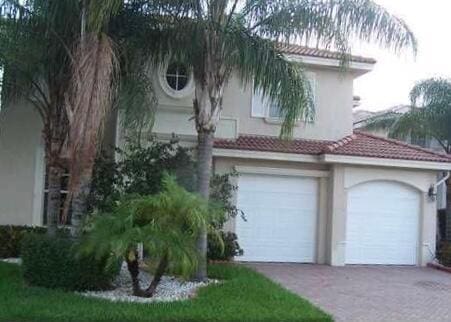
[21,234,118,291]
[81,174,224,297]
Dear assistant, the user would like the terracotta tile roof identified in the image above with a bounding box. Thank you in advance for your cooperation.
[214,132,451,163]
[326,131,451,163]
[214,135,333,155]
[277,43,377,64]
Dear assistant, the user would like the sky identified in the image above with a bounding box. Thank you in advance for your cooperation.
[353,0,451,112]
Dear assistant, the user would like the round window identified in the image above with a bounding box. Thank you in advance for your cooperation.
[159,61,194,98]
[166,62,189,91]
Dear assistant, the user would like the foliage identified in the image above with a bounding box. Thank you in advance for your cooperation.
[209,170,245,228]
[21,233,118,291]
[0,226,46,258]
[88,137,195,212]
[0,262,332,322]
[438,242,451,267]
[208,231,243,261]
[81,174,223,297]
[363,78,451,153]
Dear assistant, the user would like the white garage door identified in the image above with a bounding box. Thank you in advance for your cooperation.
[346,181,420,265]
[236,173,318,263]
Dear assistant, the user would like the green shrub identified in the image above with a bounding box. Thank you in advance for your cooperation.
[439,242,451,267]
[208,231,243,261]
[21,234,118,291]
[0,225,47,258]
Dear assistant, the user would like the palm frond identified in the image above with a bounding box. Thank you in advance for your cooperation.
[243,0,417,55]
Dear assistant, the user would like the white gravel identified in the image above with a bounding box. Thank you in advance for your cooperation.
[81,262,219,303]
[0,258,22,265]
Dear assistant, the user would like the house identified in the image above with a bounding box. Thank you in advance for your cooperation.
[353,105,451,239]
[2,44,451,267]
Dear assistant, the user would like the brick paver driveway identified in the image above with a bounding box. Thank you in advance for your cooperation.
[250,263,451,322]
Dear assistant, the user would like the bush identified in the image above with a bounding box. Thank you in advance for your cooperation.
[439,242,451,267]
[0,225,47,258]
[208,231,243,261]
[21,234,118,291]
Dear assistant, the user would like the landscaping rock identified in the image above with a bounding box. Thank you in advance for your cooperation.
[0,258,22,265]
[81,262,219,303]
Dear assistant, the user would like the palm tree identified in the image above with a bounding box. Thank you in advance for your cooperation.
[63,0,157,233]
[364,78,451,153]
[0,0,156,233]
[144,0,417,280]
[80,174,222,297]
[0,0,80,235]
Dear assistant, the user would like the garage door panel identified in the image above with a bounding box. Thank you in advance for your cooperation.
[346,181,420,265]
[236,173,318,263]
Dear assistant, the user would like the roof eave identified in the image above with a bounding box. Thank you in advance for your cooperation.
[322,154,451,171]
[285,54,375,76]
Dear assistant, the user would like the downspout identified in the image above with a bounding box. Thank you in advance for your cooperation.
[428,171,450,201]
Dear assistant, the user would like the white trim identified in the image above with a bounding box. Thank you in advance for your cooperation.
[214,148,319,163]
[235,166,329,178]
[322,154,451,171]
[31,144,45,226]
[286,54,375,72]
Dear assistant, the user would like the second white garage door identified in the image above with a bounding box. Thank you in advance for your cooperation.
[236,173,318,263]
[346,181,420,265]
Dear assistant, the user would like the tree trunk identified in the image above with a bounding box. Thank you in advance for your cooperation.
[144,252,169,297]
[126,250,143,297]
[194,131,214,281]
[70,171,92,234]
[46,164,62,236]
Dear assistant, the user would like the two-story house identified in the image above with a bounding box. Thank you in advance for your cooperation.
[2,44,451,267]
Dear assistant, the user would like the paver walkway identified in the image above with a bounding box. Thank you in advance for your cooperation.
[250,263,451,322]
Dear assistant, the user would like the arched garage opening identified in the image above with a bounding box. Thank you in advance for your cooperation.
[345,180,421,265]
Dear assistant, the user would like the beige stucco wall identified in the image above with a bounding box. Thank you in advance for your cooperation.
[152,65,355,141]
[328,164,438,266]
[0,102,44,226]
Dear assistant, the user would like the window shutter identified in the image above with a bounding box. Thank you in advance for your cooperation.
[251,90,266,118]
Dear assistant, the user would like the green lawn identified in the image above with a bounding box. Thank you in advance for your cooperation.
[0,262,332,322]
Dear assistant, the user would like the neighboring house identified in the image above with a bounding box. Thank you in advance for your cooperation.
[2,44,451,267]
[354,106,451,239]
[353,105,445,152]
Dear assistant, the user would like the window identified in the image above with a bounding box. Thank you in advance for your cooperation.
[252,72,316,120]
[166,62,189,91]
[42,167,71,225]
[159,61,194,98]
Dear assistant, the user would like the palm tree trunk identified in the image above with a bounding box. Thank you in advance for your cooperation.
[70,171,92,233]
[126,250,143,296]
[144,252,169,297]
[46,164,61,236]
[194,130,214,281]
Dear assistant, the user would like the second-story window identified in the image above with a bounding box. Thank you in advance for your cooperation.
[159,61,194,99]
[252,72,316,120]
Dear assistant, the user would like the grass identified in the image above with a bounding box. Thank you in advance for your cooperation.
[0,262,332,322]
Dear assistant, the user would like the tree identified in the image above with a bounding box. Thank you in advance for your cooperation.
[80,174,223,298]
[63,0,157,233]
[0,1,156,233]
[364,78,451,153]
[0,0,80,235]
[145,0,417,280]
